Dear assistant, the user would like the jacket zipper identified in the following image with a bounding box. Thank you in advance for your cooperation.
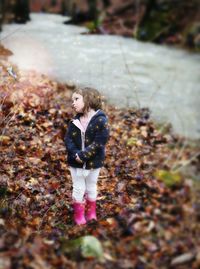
[81,131,86,169]
[80,111,99,170]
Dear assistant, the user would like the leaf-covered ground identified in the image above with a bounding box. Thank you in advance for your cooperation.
[0,47,200,269]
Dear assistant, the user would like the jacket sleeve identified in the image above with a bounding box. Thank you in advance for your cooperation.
[78,117,109,162]
[64,121,79,159]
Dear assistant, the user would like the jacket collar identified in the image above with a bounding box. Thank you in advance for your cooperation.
[72,109,104,132]
[74,109,106,120]
[72,119,85,132]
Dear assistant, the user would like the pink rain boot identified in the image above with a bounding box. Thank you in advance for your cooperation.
[73,202,86,225]
[86,199,97,221]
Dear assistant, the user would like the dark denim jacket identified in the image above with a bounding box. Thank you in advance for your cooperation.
[64,110,109,169]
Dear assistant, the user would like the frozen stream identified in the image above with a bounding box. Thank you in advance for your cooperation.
[1,13,200,139]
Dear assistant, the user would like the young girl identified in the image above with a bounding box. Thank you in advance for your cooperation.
[64,87,110,225]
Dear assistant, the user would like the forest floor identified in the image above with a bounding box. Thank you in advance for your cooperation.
[0,45,200,269]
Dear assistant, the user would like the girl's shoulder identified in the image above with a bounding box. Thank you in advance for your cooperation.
[96,109,108,118]
[94,115,109,129]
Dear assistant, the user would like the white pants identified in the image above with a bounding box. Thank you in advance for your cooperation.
[69,167,101,203]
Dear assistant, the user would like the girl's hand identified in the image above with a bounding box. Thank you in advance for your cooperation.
[75,153,83,163]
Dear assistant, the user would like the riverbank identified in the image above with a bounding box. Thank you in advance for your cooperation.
[65,0,200,52]
[1,13,200,139]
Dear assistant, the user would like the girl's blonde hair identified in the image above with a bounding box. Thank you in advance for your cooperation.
[73,87,103,113]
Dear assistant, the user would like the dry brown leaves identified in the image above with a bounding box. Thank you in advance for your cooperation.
[0,59,200,269]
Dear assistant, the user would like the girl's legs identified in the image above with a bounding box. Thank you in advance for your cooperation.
[85,168,101,201]
[69,167,101,224]
[85,168,101,221]
[70,167,86,202]
[69,167,87,225]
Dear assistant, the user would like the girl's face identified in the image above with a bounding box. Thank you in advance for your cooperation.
[71,93,85,113]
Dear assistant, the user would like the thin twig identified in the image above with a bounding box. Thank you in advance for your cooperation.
[0,26,24,43]
[118,40,141,108]
[37,203,57,232]
[0,104,21,148]
[172,151,200,172]
[163,100,187,168]
[6,190,24,201]
[0,92,10,111]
